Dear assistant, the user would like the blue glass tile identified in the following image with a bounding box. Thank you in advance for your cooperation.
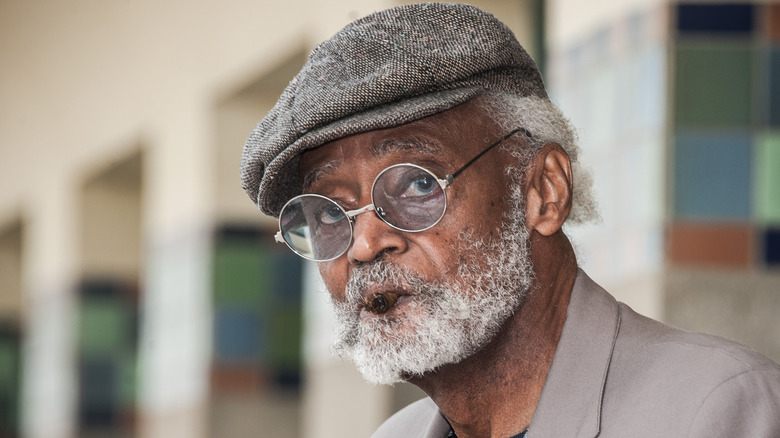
[79,358,117,426]
[677,4,755,35]
[274,369,301,389]
[272,253,303,304]
[674,132,752,219]
[215,308,261,361]
[764,228,780,265]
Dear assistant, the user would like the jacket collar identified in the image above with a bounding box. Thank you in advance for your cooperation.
[528,269,620,437]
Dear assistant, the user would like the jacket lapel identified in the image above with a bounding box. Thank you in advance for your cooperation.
[527,270,620,437]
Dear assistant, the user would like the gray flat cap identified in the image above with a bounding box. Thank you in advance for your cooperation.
[241,2,547,216]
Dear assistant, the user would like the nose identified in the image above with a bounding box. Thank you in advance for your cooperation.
[347,207,408,264]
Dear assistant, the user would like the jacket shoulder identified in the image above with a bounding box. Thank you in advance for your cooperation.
[615,302,780,374]
[602,303,780,436]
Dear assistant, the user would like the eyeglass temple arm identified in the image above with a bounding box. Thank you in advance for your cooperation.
[444,128,530,185]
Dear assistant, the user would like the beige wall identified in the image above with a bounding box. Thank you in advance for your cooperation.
[548,0,666,49]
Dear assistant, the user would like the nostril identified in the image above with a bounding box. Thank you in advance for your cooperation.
[349,247,394,266]
[375,247,397,259]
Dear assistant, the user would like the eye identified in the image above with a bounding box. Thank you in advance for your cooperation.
[318,204,346,225]
[402,173,437,197]
[410,174,436,195]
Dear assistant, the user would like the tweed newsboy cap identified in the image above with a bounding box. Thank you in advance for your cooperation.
[241,2,548,216]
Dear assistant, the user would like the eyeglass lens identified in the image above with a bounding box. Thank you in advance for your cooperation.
[279,194,353,260]
[278,164,447,261]
[372,164,446,231]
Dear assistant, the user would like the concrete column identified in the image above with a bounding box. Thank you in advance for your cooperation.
[137,99,214,438]
[21,181,79,438]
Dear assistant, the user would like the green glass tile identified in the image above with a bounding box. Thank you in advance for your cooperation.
[269,310,302,369]
[675,43,754,128]
[756,133,780,224]
[768,47,780,126]
[213,240,270,305]
[0,338,19,433]
[0,341,16,388]
[79,298,127,356]
[116,351,137,408]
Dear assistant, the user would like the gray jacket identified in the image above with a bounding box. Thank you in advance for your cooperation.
[372,270,780,437]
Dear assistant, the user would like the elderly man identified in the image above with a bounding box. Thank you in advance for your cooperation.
[241,3,780,437]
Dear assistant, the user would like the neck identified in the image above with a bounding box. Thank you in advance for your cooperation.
[408,230,578,438]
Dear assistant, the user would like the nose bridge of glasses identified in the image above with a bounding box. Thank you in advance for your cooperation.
[345,203,375,220]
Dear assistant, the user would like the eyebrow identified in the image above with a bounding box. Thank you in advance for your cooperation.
[369,136,443,158]
[302,136,444,190]
[302,159,341,191]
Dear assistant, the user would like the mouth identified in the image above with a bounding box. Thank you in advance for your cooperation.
[363,291,399,314]
[357,289,410,316]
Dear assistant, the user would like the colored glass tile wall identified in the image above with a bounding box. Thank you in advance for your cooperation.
[77,279,138,430]
[671,2,780,267]
[212,226,303,390]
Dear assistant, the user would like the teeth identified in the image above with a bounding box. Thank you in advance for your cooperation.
[364,292,399,314]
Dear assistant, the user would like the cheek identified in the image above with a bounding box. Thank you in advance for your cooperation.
[317,260,348,301]
[411,232,464,277]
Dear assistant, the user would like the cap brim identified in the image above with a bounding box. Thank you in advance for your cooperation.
[256,86,484,217]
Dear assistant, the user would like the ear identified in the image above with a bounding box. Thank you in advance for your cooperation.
[524,143,573,236]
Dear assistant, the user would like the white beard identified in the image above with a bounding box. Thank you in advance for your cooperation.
[331,184,534,385]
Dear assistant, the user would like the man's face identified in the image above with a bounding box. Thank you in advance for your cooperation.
[299,101,535,384]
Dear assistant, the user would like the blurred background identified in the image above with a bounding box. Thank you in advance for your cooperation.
[1,0,779,437]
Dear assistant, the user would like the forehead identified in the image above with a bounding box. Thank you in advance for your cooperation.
[299,99,499,185]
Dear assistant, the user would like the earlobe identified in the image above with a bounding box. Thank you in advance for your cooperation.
[524,143,573,236]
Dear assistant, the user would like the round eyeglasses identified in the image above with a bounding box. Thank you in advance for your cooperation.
[274,128,530,261]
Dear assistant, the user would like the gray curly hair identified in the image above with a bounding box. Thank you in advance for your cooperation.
[477,92,599,225]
